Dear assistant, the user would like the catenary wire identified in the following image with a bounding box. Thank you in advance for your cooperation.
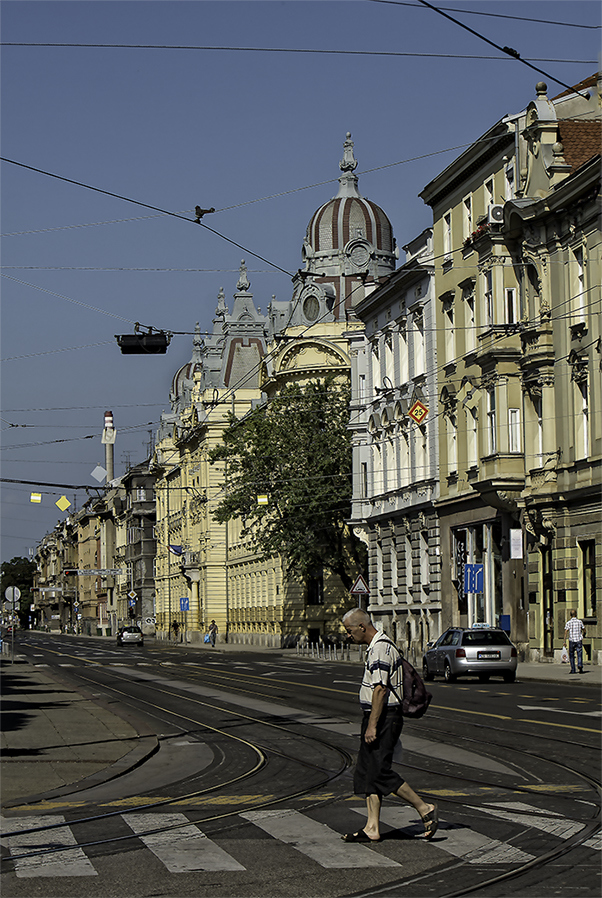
[412,0,591,97]
[369,1,601,29]
[0,157,295,279]
[0,41,593,62]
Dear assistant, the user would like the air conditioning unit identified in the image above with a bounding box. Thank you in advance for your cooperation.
[488,204,504,224]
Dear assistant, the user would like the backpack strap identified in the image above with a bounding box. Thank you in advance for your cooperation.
[372,635,404,705]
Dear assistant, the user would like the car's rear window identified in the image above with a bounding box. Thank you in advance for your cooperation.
[462,631,511,646]
[124,627,141,633]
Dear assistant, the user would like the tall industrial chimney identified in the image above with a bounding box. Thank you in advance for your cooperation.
[102,410,116,482]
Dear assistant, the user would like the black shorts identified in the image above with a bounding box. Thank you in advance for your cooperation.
[353,707,405,798]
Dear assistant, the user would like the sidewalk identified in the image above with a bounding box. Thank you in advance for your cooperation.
[0,658,158,810]
[1,640,599,812]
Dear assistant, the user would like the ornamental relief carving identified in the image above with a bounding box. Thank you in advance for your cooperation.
[279,343,346,371]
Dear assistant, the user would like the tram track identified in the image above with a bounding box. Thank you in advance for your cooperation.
[4,642,599,896]
[339,714,600,898]
[1,663,354,863]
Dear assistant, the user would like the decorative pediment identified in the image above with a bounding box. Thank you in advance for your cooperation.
[278,340,349,373]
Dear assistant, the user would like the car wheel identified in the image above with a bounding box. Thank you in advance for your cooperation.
[444,661,456,682]
[503,671,516,683]
[478,673,490,682]
[423,659,434,681]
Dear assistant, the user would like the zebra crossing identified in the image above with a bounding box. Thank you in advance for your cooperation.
[2,806,598,879]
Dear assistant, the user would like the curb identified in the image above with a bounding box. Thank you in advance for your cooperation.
[2,734,160,810]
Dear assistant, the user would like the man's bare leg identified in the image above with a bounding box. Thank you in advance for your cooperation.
[394,782,438,838]
[364,793,382,840]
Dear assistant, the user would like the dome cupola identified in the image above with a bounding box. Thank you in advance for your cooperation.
[170,322,203,412]
[302,133,396,279]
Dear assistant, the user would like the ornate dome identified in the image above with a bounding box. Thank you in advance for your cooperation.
[170,323,203,411]
[304,133,395,260]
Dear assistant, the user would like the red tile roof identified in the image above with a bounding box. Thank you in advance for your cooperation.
[552,73,599,100]
[557,120,602,171]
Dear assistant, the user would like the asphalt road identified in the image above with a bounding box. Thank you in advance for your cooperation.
[2,633,600,898]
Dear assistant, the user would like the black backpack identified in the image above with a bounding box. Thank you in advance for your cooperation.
[381,638,432,719]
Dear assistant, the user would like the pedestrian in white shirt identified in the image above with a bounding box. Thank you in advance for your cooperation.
[564,609,585,674]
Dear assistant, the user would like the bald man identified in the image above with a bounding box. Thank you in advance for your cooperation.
[341,607,437,843]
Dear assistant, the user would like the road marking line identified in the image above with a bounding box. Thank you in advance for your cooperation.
[1,815,97,878]
[352,807,534,864]
[517,705,602,718]
[242,809,400,868]
[474,805,585,839]
[123,813,245,872]
[583,833,601,851]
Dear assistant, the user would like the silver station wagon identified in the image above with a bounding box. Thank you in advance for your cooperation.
[422,626,517,683]
[116,625,144,647]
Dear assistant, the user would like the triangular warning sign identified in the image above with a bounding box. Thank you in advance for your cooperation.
[350,574,370,595]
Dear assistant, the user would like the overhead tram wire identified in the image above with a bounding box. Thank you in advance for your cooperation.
[5,119,596,240]
[0,157,294,280]
[0,42,592,62]
[0,135,533,238]
[369,0,601,30]
[412,0,592,98]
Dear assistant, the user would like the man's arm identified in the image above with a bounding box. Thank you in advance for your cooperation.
[365,684,388,744]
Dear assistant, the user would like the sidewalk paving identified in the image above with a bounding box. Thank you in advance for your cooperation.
[1,639,599,812]
[0,658,158,810]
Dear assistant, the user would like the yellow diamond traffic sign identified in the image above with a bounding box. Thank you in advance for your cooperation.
[56,496,71,512]
[409,400,428,424]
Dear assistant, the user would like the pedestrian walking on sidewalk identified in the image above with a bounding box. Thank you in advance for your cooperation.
[341,607,437,844]
[564,609,586,674]
[208,619,218,647]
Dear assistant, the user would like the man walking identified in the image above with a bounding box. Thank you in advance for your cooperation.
[564,609,586,674]
[341,607,437,843]
[208,619,218,647]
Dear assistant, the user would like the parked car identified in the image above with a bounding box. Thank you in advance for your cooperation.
[422,626,517,683]
[116,625,144,647]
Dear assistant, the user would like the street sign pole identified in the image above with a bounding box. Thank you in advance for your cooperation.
[4,587,21,663]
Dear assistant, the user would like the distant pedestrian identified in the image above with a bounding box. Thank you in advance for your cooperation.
[208,619,218,647]
[171,620,180,641]
[564,609,586,674]
[341,608,437,843]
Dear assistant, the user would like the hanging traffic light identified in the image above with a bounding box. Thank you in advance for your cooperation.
[116,325,172,355]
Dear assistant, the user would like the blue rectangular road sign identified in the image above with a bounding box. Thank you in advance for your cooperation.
[464,563,484,594]
[180,597,189,612]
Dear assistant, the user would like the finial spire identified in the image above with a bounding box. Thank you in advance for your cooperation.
[339,132,358,173]
[237,259,251,292]
[192,322,203,359]
[336,132,361,198]
[215,287,227,318]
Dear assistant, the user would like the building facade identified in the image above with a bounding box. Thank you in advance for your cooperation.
[418,77,600,661]
[152,134,397,645]
[349,228,441,661]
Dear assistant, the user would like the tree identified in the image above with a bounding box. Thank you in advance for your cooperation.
[209,378,366,589]
[0,556,36,626]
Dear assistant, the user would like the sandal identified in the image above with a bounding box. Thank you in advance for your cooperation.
[421,804,438,841]
[341,830,381,843]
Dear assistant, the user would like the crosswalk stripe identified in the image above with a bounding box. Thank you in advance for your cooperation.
[123,813,245,872]
[352,807,535,864]
[583,833,601,851]
[476,803,585,839]
[241,809,400,868]
[1,816,97,878]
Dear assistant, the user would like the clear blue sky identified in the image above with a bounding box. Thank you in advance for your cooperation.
[1,0,599,563]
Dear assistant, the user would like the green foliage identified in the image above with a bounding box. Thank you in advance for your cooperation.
[1,556,36,624]
[208,378,365,589]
